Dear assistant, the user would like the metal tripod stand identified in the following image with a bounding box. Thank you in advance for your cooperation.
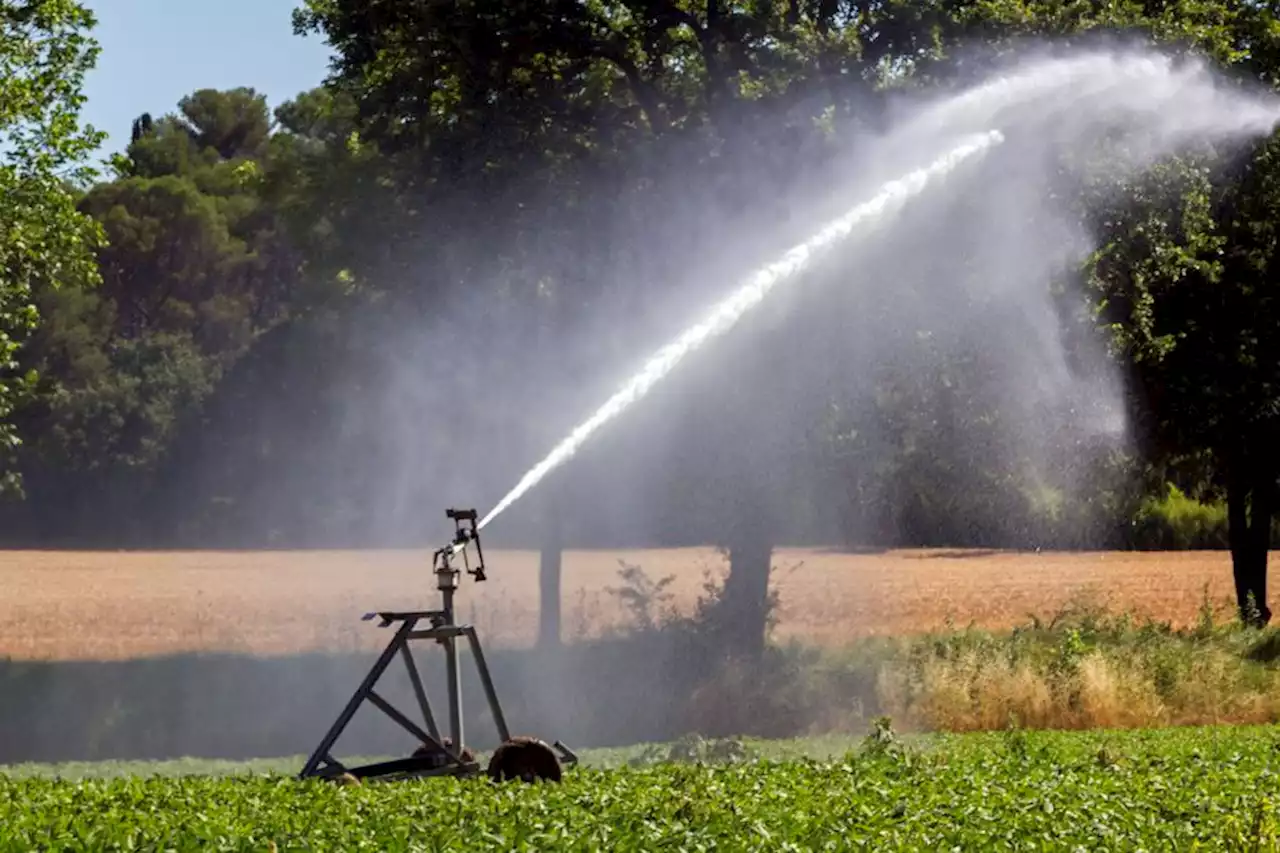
[299,509,561,781]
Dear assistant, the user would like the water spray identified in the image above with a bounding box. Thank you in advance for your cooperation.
[477,129,1006,532]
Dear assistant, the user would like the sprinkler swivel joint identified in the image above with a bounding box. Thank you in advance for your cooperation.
[435,506,486,583]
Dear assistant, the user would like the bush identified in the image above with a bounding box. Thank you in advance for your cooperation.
[1127,483,1229,549]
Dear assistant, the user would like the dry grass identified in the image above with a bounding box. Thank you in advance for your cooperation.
[876,650,1175,731]
[874,639,1280,732]
[0,546,1270,661]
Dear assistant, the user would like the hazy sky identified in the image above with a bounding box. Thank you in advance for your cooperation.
[81,0,334,161]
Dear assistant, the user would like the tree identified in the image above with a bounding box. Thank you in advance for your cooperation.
[7,0,1278,648]
[920,0,1280,623]
[1087,141,1280,626]
[123,86,412,547]
[0,0,105,492]
[1053,1,1280,625]
[5,87,311,543]
[284,0,1039,655]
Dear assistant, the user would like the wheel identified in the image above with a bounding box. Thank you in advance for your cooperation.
[486,735,563,783]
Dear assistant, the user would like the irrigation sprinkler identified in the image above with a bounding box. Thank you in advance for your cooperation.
[298,508,577,784]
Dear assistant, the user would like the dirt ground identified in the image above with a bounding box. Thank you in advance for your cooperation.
[0,547,1264,661]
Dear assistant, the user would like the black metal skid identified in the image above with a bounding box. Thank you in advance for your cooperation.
[299,509,512,782]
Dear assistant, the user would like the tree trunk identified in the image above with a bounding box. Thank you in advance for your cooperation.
[720,504,774,660]
[723,538,772,659]
[538,492,563,647]
[1227,449,1274,628]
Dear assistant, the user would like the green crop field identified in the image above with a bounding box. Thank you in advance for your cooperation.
[6,725,1280,850]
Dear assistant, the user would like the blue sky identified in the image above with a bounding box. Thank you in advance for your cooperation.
[81,0,334,162]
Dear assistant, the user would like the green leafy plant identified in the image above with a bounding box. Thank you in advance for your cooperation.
[8,726,1280,848]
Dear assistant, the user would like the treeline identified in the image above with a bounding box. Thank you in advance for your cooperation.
[4,3,1280,606]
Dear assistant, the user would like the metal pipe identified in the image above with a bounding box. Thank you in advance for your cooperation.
[445,635,463,751]
[441,583,464,751]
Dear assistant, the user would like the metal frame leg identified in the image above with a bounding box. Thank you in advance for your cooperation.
[465,626,510,742]
[399,644,441,742]
[299,607,575,781]
[300,618,416,777]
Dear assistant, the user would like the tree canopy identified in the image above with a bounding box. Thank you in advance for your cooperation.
[2,0,1280,639]
[0,0,105,493]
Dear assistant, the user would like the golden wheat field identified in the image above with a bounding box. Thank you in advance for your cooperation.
[0,547,1268,661]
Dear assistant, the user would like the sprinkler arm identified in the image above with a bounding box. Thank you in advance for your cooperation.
[434,508,486,582]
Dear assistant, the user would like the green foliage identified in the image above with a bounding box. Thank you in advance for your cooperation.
[6,601,1280,766]
[0,0,105,491]
[599,561,1280,734]
[1130,482,1230,548]
[1074,5,1280,618]
[7,727,1280,848]
[604,558,782,654]
[862,715,909,760]
[2,83,324,539]
[605,559,678,632]
[627,733,756,767]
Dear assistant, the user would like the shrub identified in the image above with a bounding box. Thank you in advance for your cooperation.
[1127,483,1229,549]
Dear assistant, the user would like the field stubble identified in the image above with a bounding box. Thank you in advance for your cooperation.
[0,546,1264,661]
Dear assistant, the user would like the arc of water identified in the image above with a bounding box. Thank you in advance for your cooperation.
[476,129,1005,531]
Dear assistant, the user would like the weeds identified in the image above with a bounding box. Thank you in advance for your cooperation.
[877,601,1280,731]
[605,560,677,631]
[605,558,1280,737]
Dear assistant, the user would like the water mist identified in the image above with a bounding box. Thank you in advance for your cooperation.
[477,131,1005,530]
[475,45,1280,536]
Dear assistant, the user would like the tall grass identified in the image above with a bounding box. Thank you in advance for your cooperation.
[607,562,1280,737]
[872,596,1280,731]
